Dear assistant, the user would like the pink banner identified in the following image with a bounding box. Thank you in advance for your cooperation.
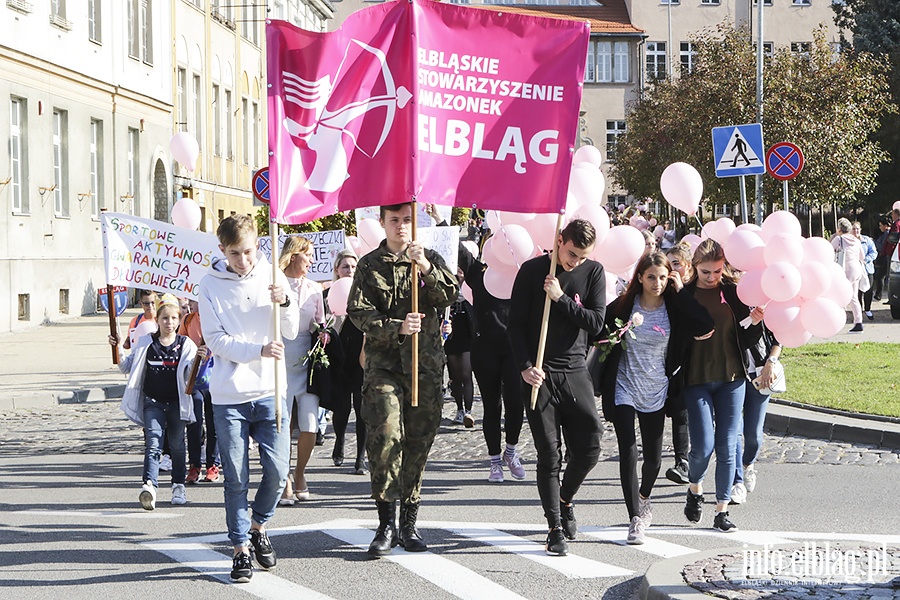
[267,0,588,224]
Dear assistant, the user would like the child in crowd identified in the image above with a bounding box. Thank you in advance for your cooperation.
[199,214,299,583]
[124,289,158,350]
[110,293,200,510]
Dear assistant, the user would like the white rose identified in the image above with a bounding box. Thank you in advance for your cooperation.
[631,312,644,327]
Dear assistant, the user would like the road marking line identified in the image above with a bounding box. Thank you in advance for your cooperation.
[446,526,632,579]
[581,527,696,558]
[727,531,797,546]
[143,540,335,599]
[16,509,179,519]
[321,525,529,600]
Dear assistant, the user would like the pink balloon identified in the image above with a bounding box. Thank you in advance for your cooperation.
[327,277,353,316]
[345,235,363,257]
[660,162,703,216]
[724,230,766,272]
[492,224,535,268]
[131,320,158,347]
[821,270,853,307]
[703,218,736,245]
[568,167,605,209]
[573,144,603,166]
[461,282,474,305]
[776,317,813,348]
[682,234,702,254]
[802,237,835,265]
[527,213,560,252]
[171,196,202,230]
[572,203,610,246]
[170,132,199,171]
[761,262,802,302]
[764,233,805,267]
[736,269,770,307]
[495,210,536,229]
[605,272,619,305]
[763,299,802,333]
[649,218,658,227]
[893,200,900,212]
[735,223,762,233]
[593,225,645,274]
[653,225,664,238]
[483,267,516,300]
[797,261,831,300]
[799,297,847,339]
[481,238,518,273]
[461,240,479,259]
[357,218,385,251]
[761,211,802,242]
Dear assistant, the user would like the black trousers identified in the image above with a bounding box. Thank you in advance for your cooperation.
[332,385,367,461]
[670,407,689,465]
[874,260,888,299]
[472,343,524,456]
[612,404,666,520]
[525,368,602,528]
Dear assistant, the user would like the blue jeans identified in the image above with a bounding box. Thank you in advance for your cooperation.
[684,380,745,503]
[143,396,187,487]
[734,383,769,484]
[213,397,290,548]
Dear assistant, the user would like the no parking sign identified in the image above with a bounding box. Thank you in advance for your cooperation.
[766,142,804,181]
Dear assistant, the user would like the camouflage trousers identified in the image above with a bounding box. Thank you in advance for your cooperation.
[361,367,443,504]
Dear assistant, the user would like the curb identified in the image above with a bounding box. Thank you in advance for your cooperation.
[764,402,900,449]
[640,547,734,600]
[1,384,125,411]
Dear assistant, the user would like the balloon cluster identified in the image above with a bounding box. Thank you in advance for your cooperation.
[704,211,848,348]
[476,146,646,302]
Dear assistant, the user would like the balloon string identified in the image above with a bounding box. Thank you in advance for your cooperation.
[494,211,523,271]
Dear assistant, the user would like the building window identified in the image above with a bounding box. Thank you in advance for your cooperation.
[241,97,249,165]
[830,42,842,62]
[791,42,812,58]
[270,0,286,17]
[586,40,629,83]
[18,294,30,321]
[679,42,696,74]
[88,0,101,42]
[128,127,139,214]
[177,68,187,127]
[192,73,202,149]
[606,120,626,162]
[59,288,69,314]
[52,109,68,217]
[90,120,102,218]
[251,101,259,167]
[608,195,627,207]
[212,83,221,156]
[660,0,679,4]
[241,8,259,45]
[446,0,471,3]
[10,97,26,214]
[752,0,773,5]
[225,89,234,159]
[128,0,152,63]
[646,42,667,81]
[793,0,810,4]
[700,0,720,4]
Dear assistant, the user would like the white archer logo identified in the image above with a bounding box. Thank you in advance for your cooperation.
[282,40,412,194]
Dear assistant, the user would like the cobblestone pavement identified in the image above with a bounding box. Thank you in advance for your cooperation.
[2,396,898,466]
[683,545,900,599]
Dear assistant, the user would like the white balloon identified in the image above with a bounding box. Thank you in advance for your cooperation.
[171,197,202,230]
[660,162,703,215]
[170,132,200,171]
[131,319,158,347]
[573,144,603,166]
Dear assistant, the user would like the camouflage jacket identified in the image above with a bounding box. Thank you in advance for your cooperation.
[347,240,458,376]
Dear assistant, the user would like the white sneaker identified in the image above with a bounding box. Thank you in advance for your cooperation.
[159,454,172,472]
[463,411,475,428]
[453,409,465,424]
[638,496,652,528]
[743,464,757,493]
[139,482,157,511]
[488,463,504,483]
[729,482,747,505]
[171,483,187,505]
[626,516,645,545]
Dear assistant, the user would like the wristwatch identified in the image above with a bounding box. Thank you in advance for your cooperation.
[280,297,291,308]
[767,356,779,364]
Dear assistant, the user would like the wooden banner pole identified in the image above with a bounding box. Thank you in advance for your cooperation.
[271,223,283,432]
[530,213,565,410]
[411,200,419,407]
[107,285,119,365]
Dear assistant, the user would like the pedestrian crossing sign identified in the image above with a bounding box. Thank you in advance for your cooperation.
[712,123,765,178]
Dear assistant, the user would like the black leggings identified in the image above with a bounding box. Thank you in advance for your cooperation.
[447,352,474,412]
[670,407,689,465]
[612,404,666,520]
[332,386,367,460]
[859,273,874,312]
[525,369,602,528]
[472,344,524,455]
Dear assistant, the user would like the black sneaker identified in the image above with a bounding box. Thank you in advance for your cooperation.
[684,490,703,523]
[713,511,738,533]
[249,529,277,570]
[849,323,864,333]
[230,552,253,583]
[545,527,569,556]
[559,501,577,540]
[665,462,690,485]
[315,431,326,446]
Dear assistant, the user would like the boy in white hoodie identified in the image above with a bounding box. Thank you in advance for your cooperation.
[199,215,299,583]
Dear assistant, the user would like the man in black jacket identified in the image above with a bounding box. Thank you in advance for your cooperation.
[508,219,606,557]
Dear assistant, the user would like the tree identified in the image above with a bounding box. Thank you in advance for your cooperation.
[833,0,900,214]
[611,24,895,220]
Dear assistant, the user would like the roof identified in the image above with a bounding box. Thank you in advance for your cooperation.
[468,1,645,36]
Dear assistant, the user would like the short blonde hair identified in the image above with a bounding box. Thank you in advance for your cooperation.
[217,214,256,248]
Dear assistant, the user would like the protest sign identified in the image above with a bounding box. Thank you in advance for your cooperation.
[257,230,347,282]
[101,213,221,300]
[417,226,458,274]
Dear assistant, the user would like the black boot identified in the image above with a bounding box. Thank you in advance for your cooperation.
[367,500,398,557]
[398,502,427,552]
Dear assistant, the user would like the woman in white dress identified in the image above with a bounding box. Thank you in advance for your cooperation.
[832,217,866,333]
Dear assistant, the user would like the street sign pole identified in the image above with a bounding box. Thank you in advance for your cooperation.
[783,180,789,212]
[739,175,749,225]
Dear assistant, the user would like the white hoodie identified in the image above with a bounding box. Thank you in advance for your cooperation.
[199,252,300,405]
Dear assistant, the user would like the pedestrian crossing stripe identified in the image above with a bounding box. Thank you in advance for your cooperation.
[716,128,762,172]
[142,519,900,598]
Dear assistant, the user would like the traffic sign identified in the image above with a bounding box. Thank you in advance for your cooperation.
[712,124,765,178]
[766,142,804,181]
[99,286,128,317]
[252,167,270,204]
